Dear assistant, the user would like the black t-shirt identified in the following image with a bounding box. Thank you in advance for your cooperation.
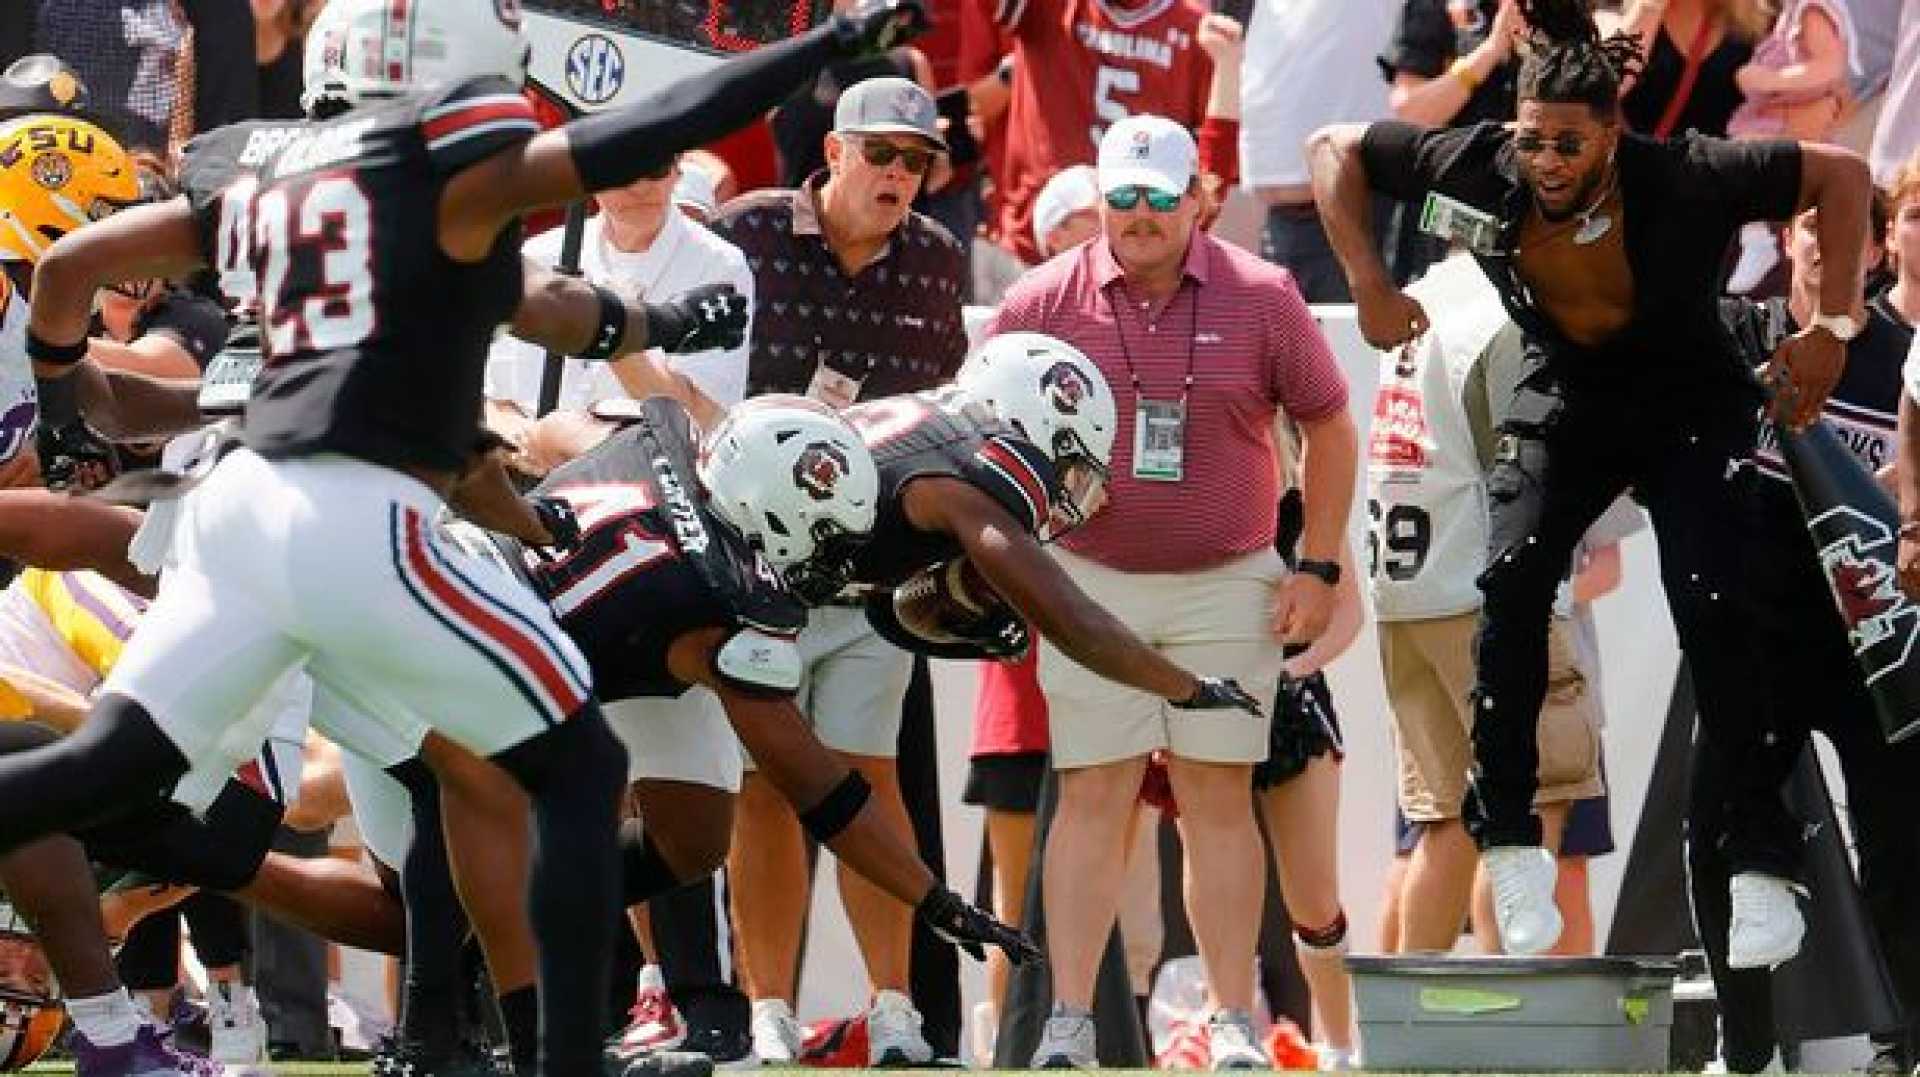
[1621,23,1754,138]
[1360,120,1801,391]
[843,387,1057,589]
[1377,0,1517,127]
[181,77,538,472]
[502,411,807,702]
[256,42,305,121]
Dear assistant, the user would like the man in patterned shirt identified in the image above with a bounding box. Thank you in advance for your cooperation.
[706,74,966,1067]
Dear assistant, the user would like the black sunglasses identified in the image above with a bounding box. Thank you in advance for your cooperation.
[1513,132,1595,158]
[855,138,937,176]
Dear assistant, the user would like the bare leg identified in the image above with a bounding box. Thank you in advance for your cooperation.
[1043,756,1148,1009]
[1550,855,1596,955]
[423,733,536,992]
[1260,757,1353,1051]
[982,807,1036,1013]
[1399,819,1477,952]
[727,771,809,1003]
[832,754,914,993]
[1166,758,1261,1013]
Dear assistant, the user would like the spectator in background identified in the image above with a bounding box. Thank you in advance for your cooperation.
[486,153,752,436]
[1616,0,1765,138]
[1378,0,1531,283]
[986,0,1219,265]
[1721,0,1856,293]
[31,0,257,156]
[707,76,966,1068]
[771,0,937,187]
[1363,252,1606,955]
[1240,0,1394,303]
[1255,430,1364,1066]
[1868,0,1919,184]
[991,115,1356,1070]
[1032,165,1102,259]
[252,0,321,119]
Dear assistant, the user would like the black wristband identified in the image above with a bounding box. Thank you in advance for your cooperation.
[577,283,627,363]
[797,770,872,843]
[26,329,87,367]
[35,372,81,428]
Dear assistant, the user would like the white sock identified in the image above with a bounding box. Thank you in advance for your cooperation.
[68,987,142,1047]
[637,963,665,994]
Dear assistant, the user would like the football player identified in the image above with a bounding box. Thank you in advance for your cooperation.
[11,0,931,1072]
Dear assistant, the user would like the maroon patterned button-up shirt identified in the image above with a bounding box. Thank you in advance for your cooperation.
[712,171,969,402]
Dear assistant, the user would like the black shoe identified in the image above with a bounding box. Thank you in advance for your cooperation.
[1869,1033,1914,1075]
[615,1025,756,1076]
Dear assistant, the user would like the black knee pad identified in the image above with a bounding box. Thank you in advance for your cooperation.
[85,780,283,892]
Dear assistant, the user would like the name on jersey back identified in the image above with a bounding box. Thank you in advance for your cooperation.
[241,117,378,177]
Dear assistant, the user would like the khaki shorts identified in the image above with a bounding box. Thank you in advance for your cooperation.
[1380,611,1602,822]
[1040,548,1284,770]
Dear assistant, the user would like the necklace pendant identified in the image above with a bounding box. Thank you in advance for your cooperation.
[1573,213,1612,245]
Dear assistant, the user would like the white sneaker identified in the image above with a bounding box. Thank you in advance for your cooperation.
[866,989,934,1067]
[1315,1043,1360,1071]
[1483,845,1563,955]
[1206,1009,1268,1070]
[206,982,269,1074]
[1029,1006,1096,1069]
[748,998,802,1065]
[1728,872,1806,969]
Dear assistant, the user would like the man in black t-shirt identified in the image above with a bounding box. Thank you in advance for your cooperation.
[1310,0,1874,961]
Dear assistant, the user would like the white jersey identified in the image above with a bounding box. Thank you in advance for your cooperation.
[1367,255,1511,621]
[0,278,39,467]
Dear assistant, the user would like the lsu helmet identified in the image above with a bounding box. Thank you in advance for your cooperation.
[957,332,1116,536]
[699,395,880,604]
[302,0,531,116]
[0,901,61,1070]
[0,115,137,264]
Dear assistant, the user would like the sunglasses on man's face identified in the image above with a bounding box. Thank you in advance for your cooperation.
[855,138,936,175]
[1104,185,1182,213]
[1513,132,1596,159]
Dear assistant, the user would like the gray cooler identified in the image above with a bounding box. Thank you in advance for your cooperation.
[1345,955,1678,1072]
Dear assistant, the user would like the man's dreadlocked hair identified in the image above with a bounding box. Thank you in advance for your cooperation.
[1516,0,1646,113]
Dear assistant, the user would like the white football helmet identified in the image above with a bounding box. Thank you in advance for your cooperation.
[301,0,530,116]
[957,332,1116,536]
[699,395,880,604]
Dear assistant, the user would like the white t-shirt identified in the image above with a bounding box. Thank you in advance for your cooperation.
[485,208,754,413]
[1238,0,1394,189]
[1870,0,1920,183]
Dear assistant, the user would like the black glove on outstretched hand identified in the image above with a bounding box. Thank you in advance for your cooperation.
[917,885,1042,965]
[528,495,583,553]
[642,283,749,354]
[832,0,931,55]
[1171,675,1264,717]
[37,421,117,492]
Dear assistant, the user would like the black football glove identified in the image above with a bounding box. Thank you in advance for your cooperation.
[36,420,117,492]
[832,0,931,55]
[642,283,748,355]
[528,496,583,553]
[1171,676,1264,717]
[917,885,1042,965]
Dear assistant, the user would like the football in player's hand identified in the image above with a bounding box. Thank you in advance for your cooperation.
[893,557,998,638]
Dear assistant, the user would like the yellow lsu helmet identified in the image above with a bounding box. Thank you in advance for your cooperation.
[0,114,137,264]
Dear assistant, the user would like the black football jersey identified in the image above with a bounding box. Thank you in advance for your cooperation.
[498,404,807,702]
[843,387,1059,588]
[180,77,539,473]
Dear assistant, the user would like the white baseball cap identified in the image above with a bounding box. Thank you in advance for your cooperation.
[1096,114,1196,198]
[1031,164,1099,254]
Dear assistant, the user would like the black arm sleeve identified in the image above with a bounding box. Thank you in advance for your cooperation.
[567,18,855,193]
[1359,119,1505,204]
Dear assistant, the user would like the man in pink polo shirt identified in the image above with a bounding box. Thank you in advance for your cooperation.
[987,114,1356,1069]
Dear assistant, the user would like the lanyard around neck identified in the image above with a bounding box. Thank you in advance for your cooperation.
[1105,278,1200,402]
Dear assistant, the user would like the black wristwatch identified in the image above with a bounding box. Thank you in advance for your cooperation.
[1295,558,1341,586]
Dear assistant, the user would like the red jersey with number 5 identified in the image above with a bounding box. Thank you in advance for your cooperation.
[992,0,1211,263]
[180,77,540,472]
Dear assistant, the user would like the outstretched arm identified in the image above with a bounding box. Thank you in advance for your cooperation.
[0,490,149,595]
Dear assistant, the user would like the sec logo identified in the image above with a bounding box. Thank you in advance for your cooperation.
[565,34,625,106]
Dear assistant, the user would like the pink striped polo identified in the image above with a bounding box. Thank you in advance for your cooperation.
[986,233,1347,573]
